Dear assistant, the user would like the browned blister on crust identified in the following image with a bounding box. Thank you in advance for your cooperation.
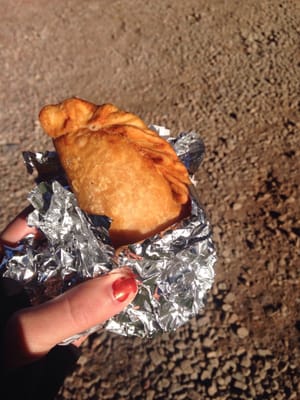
[39,98,191,246]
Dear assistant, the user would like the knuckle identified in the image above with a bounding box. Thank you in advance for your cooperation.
[64,297,91,333]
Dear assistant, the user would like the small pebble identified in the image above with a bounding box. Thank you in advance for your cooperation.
[228,313,239,324]
[237,327,249,338]
[207,383,218,396]
[222,303,232,311]
[233,372,246,382]
[146,390,155,400]
[218,282,227,291]
[206,351,217,359]
[236,347,246,356]
[257,349,272,357]
[201,369,211,380]
[202,337,214,348]
[180,360,194,374]
[234,380,248,391]
[188,390,201,400]
[224,292,236,303]
[233,202,242,211]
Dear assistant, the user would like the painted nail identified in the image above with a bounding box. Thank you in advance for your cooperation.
[112,276,137,302]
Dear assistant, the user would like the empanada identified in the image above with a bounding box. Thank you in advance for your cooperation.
[39,98,191,246]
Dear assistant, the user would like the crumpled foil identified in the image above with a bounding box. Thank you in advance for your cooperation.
[0,127,216,339]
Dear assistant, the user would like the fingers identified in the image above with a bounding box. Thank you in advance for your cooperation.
[4,270,137,369]
[0,206,38,246]
[1,208,138,369]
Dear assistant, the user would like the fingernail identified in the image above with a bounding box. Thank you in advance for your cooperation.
[112,276,137,302]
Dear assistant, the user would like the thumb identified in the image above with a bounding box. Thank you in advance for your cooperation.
[4,270,137,369]
[0,206,38,246]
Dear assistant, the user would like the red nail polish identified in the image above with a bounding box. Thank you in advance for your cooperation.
[112,276,137,302]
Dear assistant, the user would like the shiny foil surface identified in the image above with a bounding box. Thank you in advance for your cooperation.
[0,128,216,338]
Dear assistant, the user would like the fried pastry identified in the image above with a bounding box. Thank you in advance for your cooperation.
[39,98,191,246]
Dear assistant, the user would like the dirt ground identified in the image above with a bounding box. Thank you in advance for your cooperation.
[1,0,299,399]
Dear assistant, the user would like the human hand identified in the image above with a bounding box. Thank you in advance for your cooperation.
[0,208,137,370]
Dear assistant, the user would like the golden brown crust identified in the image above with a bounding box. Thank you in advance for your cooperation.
[39,97,191,246]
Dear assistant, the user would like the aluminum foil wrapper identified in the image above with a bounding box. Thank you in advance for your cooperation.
[0,128,216,339]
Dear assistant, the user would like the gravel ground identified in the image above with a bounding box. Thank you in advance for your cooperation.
[1,1,299,399]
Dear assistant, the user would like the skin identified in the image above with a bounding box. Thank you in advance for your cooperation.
[0,208,137,369]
